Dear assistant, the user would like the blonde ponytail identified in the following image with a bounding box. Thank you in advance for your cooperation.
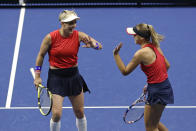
[148,25,164,47]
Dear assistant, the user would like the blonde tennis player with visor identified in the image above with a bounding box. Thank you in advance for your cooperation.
[113,23,174,131]
[34,10,102,131]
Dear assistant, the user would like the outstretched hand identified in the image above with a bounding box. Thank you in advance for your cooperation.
[113,42,123,55]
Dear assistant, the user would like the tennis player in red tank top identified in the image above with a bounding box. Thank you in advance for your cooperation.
[34,10,102,131]
[113,23,174,131]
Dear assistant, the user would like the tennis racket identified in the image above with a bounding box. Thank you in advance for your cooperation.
[30,68,52,116]
[123,93,146,124]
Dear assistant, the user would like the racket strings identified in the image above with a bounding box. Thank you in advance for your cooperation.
[39,88,52,114]
[125,102,145,123]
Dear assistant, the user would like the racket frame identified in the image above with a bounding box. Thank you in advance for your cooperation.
[123,93,146,124]
[37,85,52,116]
[30,68,52,116]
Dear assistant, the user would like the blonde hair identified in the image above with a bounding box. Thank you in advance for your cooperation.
[136,23,164,47]
[59,10,78,22]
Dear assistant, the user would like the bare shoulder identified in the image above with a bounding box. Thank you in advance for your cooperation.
[136,48,150,56]
[136,47,155,62]
[45,33,51,40]
[42,33,51,46]
[134,49,146,59]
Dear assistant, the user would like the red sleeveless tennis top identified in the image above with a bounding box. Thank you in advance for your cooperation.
[140,44,168,84]
[49,30,80,68]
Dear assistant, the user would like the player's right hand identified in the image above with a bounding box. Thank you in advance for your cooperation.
[34,77,42,90]
[113,42,123,55]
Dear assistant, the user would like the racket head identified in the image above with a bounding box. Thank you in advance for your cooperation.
[37,85,52,116]
[123,93,146,124]
[30,67,53,116]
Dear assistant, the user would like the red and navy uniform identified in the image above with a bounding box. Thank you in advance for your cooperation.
[47,30,90,96]
[140,44,174,105]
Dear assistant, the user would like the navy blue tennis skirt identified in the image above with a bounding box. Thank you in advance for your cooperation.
[146,78,174,105]
[47,67,90,97]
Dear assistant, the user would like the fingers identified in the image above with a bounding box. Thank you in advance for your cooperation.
[143,85,148,94]
[82,44,91,48]
[81,37,87,43]
[113,42,123,55]
[82,35,95,48]
[119,42,123,48]
[34,82,39,89]
[88,36,92,41]
[34,83,39,91]
[82,36,91,43]
[34,78,42,90]
[116,42,123,50]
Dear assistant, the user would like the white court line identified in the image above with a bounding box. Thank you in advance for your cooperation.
[5,8,26,108]
[0,106,196,110]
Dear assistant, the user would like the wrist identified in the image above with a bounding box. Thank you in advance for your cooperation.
[35,71,41,80]
[94,42,99,50]
[35,66,42,73]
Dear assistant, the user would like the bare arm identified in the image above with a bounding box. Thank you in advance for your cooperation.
[157,47,170,70]
[34,34,51,87]
[78,31,102,50]
[113,43,142,76]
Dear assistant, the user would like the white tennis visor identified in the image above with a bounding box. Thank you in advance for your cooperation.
[126,27,136,35]
[61,14,80,22]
